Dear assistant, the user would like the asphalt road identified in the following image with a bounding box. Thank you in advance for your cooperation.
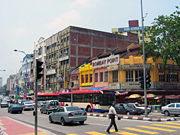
[1,107,180,135]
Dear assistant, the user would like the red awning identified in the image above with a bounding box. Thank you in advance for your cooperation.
[165,95,180,99]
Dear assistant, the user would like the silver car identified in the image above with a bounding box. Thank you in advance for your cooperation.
[22,101,34,110]
[49,106,87,125]
[161,103,180,116]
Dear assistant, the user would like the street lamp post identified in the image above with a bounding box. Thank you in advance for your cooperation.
[14,49,28,92]
[140,0,148,117]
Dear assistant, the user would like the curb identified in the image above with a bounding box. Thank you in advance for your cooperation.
[87,113,176,122]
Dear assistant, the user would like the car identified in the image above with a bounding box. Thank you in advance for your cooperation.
[22,101,34,110]
[161,103,180,116]
[8,104,24,114]
[40,100,59,114]
[0,100,9,108]
[49,106,87,125]
[128,103,151,114]
[115,103,144,115]
[37,101,46,108]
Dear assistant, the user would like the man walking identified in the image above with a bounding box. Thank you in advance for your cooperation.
[106,103,118,134]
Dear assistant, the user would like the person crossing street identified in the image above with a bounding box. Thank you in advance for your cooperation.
[106,103,118,134]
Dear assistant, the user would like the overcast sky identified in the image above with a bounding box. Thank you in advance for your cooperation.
[0,0,179,85]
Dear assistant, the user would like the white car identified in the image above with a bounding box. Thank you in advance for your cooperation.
[161,103,180,116]
[22,101,35,110]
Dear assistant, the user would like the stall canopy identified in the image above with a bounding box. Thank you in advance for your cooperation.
[142,93,156,98]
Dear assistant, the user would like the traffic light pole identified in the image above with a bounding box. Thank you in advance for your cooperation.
[141,0,148,117]
[34,59,38,135]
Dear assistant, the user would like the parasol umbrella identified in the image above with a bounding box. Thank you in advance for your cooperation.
[142,93,156,98]
[128,94,141,99]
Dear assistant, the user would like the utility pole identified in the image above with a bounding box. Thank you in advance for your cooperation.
[140,0,148,117]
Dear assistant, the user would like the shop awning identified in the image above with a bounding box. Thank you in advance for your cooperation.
[89,87,106,90]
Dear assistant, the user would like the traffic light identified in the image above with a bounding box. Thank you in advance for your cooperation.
[139,75,144,89]
[146,74,151,88]
[36,60,43,80]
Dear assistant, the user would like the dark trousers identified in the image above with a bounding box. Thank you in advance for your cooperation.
[106,115,118,132]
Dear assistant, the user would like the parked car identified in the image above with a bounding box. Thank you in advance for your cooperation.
[49,106,87,125]
[115,103,144,115]
[128,103,151,114]
[8,104,24,114]
[161,103,180,116]
[22,101,34,110]
[40,100,59,114]
[0,100,9,108]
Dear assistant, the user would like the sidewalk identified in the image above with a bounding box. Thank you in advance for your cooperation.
[0,117,54,135]
[87,112,176,122]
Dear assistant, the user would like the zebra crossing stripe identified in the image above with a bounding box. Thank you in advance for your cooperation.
[164,122,180,126]
[138,125,176,132]
[85,131,106,135]
[152,124,180,129]
[66,134,78,135]
[124,127,159,134]
[109,129,139,135]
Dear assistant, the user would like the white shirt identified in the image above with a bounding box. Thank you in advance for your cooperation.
[108,106,117,115]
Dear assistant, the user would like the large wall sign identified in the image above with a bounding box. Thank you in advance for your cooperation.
[92,55,119,69]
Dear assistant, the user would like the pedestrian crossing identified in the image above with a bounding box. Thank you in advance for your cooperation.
[66,121,180,135]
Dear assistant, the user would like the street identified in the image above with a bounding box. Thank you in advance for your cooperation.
[1,107,180,135]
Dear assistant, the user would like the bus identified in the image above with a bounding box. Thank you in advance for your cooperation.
[37,90,115,113]
[59,89,115,113]
[37,93,59,101]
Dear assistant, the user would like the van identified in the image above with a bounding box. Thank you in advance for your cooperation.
[40,100,59,114]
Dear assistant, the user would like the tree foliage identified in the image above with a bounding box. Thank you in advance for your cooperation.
[144,6,180,66]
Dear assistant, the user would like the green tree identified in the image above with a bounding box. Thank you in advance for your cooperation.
[144,6,180,66]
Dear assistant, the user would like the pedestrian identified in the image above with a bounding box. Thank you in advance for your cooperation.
[106,103,118,134]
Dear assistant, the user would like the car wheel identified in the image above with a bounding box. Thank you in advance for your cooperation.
[61,118,66,126]
[164,111,170,116]
[79,121,84,125]
[40,110,43,114]
[49,116,53,123]
[174,114,178,117]
[127,112,130,115]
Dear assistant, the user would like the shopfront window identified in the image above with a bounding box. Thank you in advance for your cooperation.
[126,71,133,82]
[112,70,118,82]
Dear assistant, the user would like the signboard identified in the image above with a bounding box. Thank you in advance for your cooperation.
[119,63,152,70]
[92,55,119,69]
[118,26,149,32]
[108,83,120,89]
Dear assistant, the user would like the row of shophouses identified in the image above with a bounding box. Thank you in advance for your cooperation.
[6,20,180,103]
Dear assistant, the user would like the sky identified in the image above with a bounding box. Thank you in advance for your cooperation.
[0,0,179,85]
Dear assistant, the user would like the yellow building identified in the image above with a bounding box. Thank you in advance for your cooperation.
[108,55,180,90]
[79,63,93,90]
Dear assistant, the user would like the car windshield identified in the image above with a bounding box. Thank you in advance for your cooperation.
[66,106,81,111]
[1,101,8,104]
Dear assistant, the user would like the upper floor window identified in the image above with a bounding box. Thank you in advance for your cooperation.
[167,72,179,82]
[104,71,108,82]
[126,71,133,82]
[159,72,165,82]
[112,70,118,82]
[95,73,98,82]
[135,70,143,82]
[100,72,103,82]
